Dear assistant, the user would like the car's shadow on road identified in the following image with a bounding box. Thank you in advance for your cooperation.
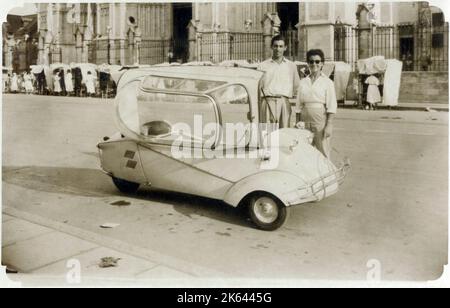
[135,187,250,228]
[2,165,251,228]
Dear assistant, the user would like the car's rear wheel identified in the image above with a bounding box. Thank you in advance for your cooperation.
[247,193,290,231]
[112,176,140,194]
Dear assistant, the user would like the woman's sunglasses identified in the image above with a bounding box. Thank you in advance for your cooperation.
[308,60,322,65]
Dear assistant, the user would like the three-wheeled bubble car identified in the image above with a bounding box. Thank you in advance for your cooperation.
[97,66,349,230]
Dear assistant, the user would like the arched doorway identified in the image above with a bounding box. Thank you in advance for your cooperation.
[172,3,192,63]
[276,2,299,60]
[276,2,299,31]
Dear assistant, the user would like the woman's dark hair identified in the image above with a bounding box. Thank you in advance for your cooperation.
[306,49,325,62]
[271,35,287,47]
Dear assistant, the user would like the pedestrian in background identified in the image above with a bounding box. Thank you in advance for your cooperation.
[10,72,18,93]
[65,69,74,96]
[59,70,66,96]
[257,35,300,128]
[73,67,82,97]
[18,73,25,93]
[53,71,62,95]
[364,74,381,110]
[99,70,109,99]
[24,71,33,95]
[3,73,11,93]
[295,49,337,158]
[85,71,97,97]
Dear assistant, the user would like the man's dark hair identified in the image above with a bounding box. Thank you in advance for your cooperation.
[306,49,325,62]
[271,35,287,47]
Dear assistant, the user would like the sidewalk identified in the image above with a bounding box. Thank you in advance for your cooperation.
[341,100,448,111]
[396,102,448,111]
[287,98,449,112]
[1,207,226,287]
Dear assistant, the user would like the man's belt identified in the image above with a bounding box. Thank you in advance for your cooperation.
[263,95,289,99]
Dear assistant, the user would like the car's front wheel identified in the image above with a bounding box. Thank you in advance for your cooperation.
[112,176,140,194]
[247,193,290,231]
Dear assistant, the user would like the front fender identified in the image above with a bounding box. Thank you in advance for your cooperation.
[223,170,305,207]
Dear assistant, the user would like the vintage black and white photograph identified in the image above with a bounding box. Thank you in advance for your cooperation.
[1,0,448,288]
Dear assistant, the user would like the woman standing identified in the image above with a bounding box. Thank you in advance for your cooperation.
[295,49,337,158]
[24,72,34,94]
[85,71,97,97]
[65,69,74,96]
[53,71,62,95]
[365,74,381,110]
[10,73,18,93]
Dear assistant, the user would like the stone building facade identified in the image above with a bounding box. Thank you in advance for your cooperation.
[3,2,447,71]
[2,14,38,72]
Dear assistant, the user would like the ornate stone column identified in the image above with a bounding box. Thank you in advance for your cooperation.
[356,4,374,60]
[83,27,93,63]
[43,30,53,65]
[75,28,83,63]
[5,34,15,69]
[37,31,45,65]
[418,2,432,71]
[188,20,199,62]
[262,13,281,59]
[134,27,142,64]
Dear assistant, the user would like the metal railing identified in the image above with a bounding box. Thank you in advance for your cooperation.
[197,31,264,63]
[280,29,299,61]
[88,40,107,64]
[139,39,172,65]
[334,23,449,71]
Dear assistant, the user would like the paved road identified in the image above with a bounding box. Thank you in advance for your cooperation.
[2,94,448,283]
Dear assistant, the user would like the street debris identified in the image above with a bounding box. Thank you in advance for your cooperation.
[380,116,403,120]
[425,107,438,113]
[110,200,131,206]
[216,232,231,237]
[100,223,120,228]
[99,257,121,268]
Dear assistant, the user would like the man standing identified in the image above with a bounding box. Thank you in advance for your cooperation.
[258,35,300,128]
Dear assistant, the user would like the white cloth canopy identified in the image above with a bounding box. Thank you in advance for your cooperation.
[321,61,352,101]
[357,56,387,75]
[382,59,403,106]
[30,65,46,74]
[70,63,97,84]
[50,63,71,73]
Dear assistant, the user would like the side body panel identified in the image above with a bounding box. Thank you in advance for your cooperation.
[138,144,234,199]
[98,139,147,184]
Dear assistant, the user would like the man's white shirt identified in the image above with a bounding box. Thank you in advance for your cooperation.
[258,57,300,98]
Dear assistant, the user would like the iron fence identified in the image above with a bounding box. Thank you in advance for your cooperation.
[88,39,109,64]
[139,39,171,65]
[109,40,127,65]
[334,23,449,71]
[280,29,299,61]
[197,31,264,63]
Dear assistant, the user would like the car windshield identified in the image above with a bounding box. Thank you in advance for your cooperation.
[209,84,253,148]
[117,81,218,147]
[117,78,254,149]
[141,75,226,93]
